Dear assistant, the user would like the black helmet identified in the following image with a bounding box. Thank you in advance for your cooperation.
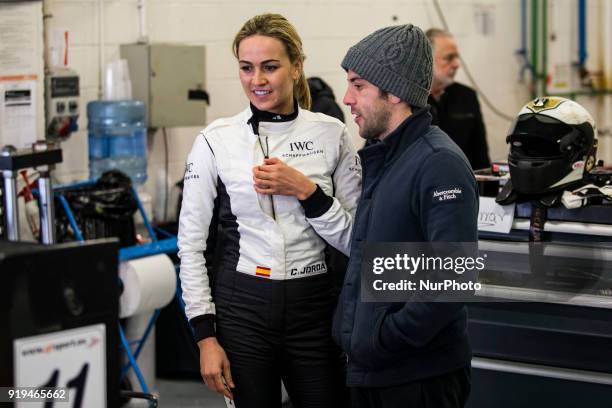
[506,97,597,195]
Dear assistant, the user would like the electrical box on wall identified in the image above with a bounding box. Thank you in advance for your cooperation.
[45,67,80,141]
[120,44,208,128]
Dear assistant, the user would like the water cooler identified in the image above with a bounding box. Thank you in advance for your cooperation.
[87,101,148,185]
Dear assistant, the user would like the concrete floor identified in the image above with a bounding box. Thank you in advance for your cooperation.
[126,378,294,408]
[125,378,227,408]
[157,378,227,408]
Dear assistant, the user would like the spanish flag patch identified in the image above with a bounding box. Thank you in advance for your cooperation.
[255,266,271,277]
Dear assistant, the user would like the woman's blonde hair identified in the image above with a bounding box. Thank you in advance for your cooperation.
[233,13,311,110]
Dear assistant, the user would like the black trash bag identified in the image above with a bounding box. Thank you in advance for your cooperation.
[56,170,139,247]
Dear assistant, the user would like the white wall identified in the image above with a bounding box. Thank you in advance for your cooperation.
[41,0,612,219]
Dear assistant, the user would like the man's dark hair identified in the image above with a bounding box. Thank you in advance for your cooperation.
[379,89,416,113]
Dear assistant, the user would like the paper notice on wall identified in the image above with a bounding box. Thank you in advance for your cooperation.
[0,80,37,148]
[473,4,496,37]
[0,2,42,148]
[0,4,39,75]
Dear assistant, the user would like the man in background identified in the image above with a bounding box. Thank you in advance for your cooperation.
[427,28,491,170]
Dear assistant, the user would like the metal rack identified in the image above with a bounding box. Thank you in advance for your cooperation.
[54,180,178,407]
[1,143,180,406]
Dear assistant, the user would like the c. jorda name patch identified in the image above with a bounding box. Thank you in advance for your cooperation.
[431,186,464,204]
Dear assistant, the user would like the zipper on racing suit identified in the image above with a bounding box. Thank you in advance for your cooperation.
[248,115,277,220]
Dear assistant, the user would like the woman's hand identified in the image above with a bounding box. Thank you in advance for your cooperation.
[198,337,235,400]
[253,157,317,200]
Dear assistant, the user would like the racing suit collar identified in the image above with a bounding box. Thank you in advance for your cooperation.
[249,99,299,122]
[247,99,299,135]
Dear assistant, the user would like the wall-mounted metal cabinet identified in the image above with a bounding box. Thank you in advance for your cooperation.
[120,44,207,128]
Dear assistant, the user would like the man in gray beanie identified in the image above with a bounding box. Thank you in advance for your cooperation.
[332,24,477,407]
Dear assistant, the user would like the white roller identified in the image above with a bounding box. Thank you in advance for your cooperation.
[119,254,177,318]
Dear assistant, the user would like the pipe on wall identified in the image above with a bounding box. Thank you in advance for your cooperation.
[518,0,534,84]
[602,0,612,92]
[137,0,147,43]
[98,0,104,99]
[42,0,51,71]
[541,0,548,96]
[578,0,587,68]
[529,0,549,98]
[531,0,539,97]
[601,0,612,164]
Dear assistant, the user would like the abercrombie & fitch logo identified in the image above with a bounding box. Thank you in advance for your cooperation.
[289,141,314,152]
[432,187,463,203]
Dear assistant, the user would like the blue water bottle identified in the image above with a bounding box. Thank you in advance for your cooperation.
[87,101,148,184]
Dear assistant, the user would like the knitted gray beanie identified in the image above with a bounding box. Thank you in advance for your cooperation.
[341,24,432,108]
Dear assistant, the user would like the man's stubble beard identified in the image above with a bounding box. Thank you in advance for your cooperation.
[360,101,392,141]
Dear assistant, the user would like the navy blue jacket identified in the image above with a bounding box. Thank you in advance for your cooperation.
[332,108,478,387]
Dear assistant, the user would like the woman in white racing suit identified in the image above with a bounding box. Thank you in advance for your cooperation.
[178,13,361,408]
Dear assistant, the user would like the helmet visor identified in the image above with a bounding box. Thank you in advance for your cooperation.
[507,114,574,159]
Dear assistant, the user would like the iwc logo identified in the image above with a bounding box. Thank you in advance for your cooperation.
[290,141,314,151]
[349,155,361,172]
[282,140,323,158]
[184,162,200,181]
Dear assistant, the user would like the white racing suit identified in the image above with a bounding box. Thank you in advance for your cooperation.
[178,106,362,341]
